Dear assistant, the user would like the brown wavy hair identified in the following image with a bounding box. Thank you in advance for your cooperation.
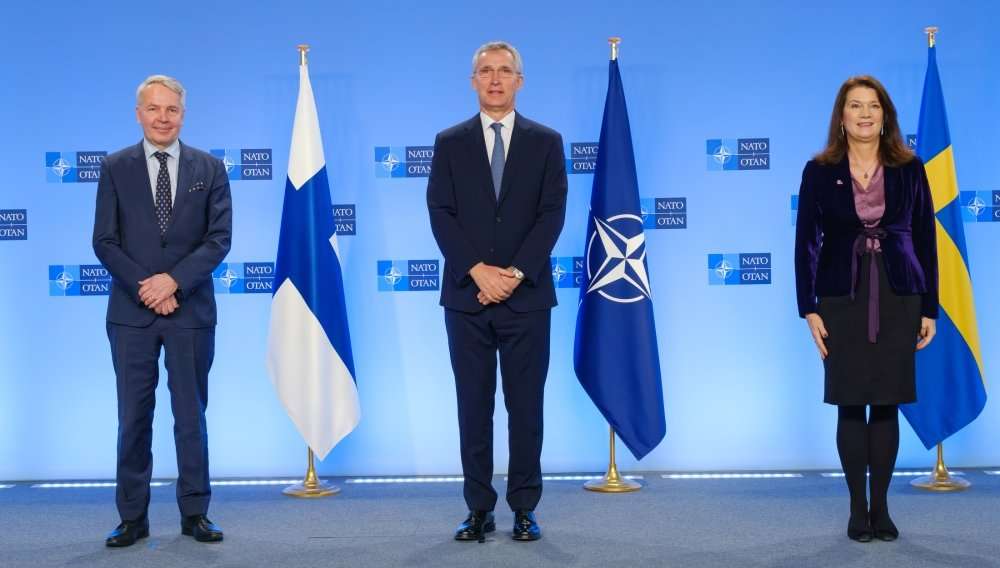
[814,75,913,167]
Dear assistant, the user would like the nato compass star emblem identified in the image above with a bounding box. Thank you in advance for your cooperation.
[383,265,402,286]
[712,143,733,166]
[51,157,72,178]
[219,268,239,289]
[552,263,568,283]
[715,259,734,280]
[222,155,236,174]
[967,196,986,217]
[585,213,652,303]
[380,153,401,174]
[55,271,74,291]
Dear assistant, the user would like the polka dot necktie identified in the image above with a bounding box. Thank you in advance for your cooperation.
[153,151,172,235]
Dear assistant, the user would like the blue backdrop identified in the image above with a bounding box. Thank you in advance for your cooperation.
[1,1,997,480]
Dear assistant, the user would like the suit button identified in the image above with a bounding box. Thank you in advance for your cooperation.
[489,248,494,253]
[496,216,502,223]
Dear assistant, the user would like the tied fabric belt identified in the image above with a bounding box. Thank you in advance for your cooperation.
[851,227,887,343]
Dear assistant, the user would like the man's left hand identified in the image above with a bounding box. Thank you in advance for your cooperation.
[476,271,522,305]
[139,273,179,309]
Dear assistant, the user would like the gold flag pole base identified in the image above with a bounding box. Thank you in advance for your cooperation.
[910,443,969,492]
[584,427,642,493]
[284,448,340,498]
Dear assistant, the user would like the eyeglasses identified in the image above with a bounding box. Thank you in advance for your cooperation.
[475,66,518,79]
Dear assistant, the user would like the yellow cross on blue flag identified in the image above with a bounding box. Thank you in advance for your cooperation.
[900,42,987,448]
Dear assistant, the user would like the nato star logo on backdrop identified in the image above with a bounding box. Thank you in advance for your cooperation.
[585,214,652,303]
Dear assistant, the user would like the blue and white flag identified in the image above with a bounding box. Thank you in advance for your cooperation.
[574,58,665,460]
[266,61,359,460]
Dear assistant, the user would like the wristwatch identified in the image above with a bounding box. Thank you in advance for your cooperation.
[510,266,525,281]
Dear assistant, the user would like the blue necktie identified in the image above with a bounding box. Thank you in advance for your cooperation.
[490,122,505,199]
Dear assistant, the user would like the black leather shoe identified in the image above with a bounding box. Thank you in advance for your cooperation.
[454,510,495,542]
[512,510,541,541]
[105,518,149,547]
[872,513,899,542]
[847,514,873,543]
[181,515,224,542]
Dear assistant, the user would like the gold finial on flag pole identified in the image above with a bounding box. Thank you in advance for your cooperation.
[584,426,642,493]
[924,26,938,48]
[297,44,310,66]
[609,37,621,61]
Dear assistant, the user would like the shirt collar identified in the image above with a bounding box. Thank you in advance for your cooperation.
[480,110,516,133]
[143,138,180,160]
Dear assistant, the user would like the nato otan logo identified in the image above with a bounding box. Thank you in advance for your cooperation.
[551,256,583,288]
[45,151,106,182]
[209,148,272,180]
[49,264,112,296]
[706,138,770,171]
[567,142,598,174]
[213,262,275,294]
[377,259,440,291]
[0,209,27,240]
[960,191,1000,223]
[333,204,356,236]
[374,146,434,178]
[640,198,687,230]
[790,195,798,226]
[708,253,772,285]
[907,134,917,149]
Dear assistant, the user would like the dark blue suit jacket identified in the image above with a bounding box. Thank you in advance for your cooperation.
[427,114,568,313]
[93,141,233,328]
[794,156,938,319]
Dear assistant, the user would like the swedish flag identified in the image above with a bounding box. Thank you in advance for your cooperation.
[900,44,987,448]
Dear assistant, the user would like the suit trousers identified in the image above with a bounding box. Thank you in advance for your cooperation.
[444,304,550,512]
[107,317,215,521]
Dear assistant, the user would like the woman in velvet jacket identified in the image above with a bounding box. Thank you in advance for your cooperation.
[794,75,937,543]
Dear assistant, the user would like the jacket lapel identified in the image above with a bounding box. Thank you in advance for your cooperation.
[169,141,195,233]
[834,157,861,225]
[497,114,528,207]
[128,141,160,229]
[880,163,900,225]
[463,115,497,204]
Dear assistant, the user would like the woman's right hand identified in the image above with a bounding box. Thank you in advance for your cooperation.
[805,313,829,360]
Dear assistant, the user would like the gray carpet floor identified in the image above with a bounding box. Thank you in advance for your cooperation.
[2,471,999,568]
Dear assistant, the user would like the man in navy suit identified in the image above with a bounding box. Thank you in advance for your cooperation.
[427,41,567,542]
[93,75,231,547]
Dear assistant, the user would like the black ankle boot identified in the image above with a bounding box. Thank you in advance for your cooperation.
[847,511,873,542]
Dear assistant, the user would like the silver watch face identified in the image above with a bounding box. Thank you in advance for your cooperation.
[513,268,524,280]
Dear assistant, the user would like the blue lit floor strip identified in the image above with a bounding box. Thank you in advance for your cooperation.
[985,471,1000,476]
[662,473,802,480]
[32,481,172,489]
[820,471,965,478]
[210,479,301,486]
[504,475,644,482]
[0,484,14,489]
[347,476,464,484]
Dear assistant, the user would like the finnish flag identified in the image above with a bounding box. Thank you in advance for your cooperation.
[266,62,359,460]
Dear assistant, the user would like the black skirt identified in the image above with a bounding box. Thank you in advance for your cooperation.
[817,253,922,406]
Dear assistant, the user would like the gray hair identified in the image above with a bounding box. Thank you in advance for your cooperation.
[471,41,523,76]
[136,74,186,108]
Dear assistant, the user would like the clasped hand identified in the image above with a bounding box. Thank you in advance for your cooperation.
[470,262,521,305]
[805,313,936,360]
[138,273,180,315]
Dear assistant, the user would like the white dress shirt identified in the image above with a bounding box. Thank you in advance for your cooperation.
[480,110,515,164]
[143,138,180,205]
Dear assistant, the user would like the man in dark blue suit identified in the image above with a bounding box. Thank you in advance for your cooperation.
[427,41,567,542]
[93,75,232,547]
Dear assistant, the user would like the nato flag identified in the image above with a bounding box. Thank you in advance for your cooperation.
[573,58,665,460]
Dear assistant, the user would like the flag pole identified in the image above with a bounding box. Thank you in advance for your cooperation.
[278,44,341,499]
[906,26,970,494]
[582,36,642,495]
[585,426,641,492]
[910,443,969,492]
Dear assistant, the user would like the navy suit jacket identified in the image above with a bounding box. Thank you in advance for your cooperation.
[794,156,938,319]
[93,141,233,328]
[427,113,568,313]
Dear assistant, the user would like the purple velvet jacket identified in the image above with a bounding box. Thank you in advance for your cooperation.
[794,156,938,319]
